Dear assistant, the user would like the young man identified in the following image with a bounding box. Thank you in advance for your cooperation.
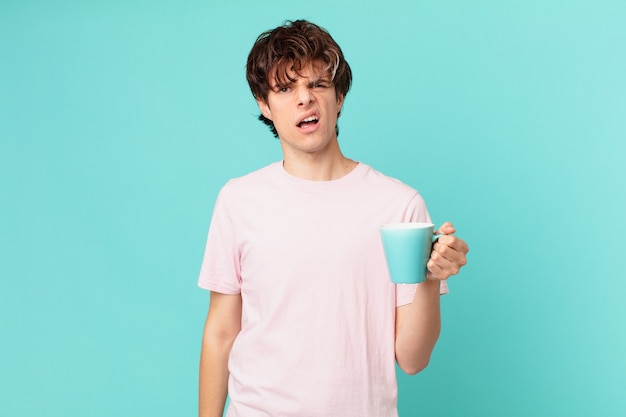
[198,20,469,417]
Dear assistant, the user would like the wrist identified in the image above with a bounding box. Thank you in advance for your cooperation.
[420,278,441,291]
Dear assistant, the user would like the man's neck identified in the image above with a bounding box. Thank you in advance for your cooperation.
[282,153,358,181]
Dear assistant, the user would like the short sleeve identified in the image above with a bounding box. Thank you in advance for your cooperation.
[395,192,449,306]
[396,281,449,307]
[401,192,431,224]
[197,184,242,294]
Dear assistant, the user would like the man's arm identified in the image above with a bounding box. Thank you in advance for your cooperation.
[199,292,242,417]
[395,222,469,375]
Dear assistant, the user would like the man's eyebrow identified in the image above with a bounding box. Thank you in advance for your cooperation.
[270,75,332,90]
[270,79,293,89]
[308,77,332,86]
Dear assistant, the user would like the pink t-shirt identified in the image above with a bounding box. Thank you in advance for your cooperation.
[198,162,447,417]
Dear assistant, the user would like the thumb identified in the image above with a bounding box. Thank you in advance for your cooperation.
[435,221,456,235]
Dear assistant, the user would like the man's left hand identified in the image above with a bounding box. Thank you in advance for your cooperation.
[426,222,469,281]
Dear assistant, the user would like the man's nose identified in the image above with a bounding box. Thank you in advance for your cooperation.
[296,85,314,106]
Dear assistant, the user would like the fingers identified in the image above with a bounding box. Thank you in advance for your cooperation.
[426,260,446,281]
[435,221,455,235]
[427,234,469,280]
[435,235,469,255]
[427,246,463,280]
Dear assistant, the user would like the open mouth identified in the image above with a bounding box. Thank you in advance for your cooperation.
[297,115,319,128]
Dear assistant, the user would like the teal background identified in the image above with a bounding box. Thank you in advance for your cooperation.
[1,0,625,416]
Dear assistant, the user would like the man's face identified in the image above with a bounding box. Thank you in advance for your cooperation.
[257,64,344,158]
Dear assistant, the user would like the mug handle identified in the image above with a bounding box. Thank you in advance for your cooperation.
[433,234,444,242]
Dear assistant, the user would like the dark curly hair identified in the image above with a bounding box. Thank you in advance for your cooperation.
[246,20,352,137]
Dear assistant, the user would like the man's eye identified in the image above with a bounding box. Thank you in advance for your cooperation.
[278,86,290,93]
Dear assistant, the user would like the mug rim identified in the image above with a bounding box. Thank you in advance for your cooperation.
[380,222,434,229]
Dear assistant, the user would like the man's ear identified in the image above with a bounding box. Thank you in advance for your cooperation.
[337,94,344,108]
[257,99,272,120]
[336,94,345,117]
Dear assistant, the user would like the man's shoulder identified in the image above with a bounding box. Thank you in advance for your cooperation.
[361,163,420,195]
[218,161,280,197]
[229,162,280,184]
